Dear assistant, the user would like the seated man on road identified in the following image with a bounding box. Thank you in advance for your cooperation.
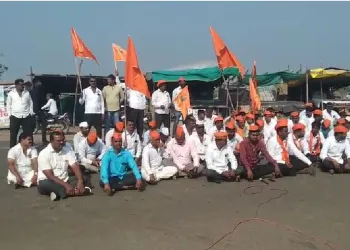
[288,111,302,134]
[37,131,92,201]
[166,126,204,178]
[77,131,107,173]
[208,116,225,141]
[240,125,280,181]
[320,125,350,174]
[160,127,171,160]
[302,121,325,164]
[141,131,178,184]
[143,121,158,147]
[225,121,243,154]
[255,119,265,140]
[189,120,210,166]
[122,120,142,166]
[7,132,38,188]
[182,115,196,139]
[327,118,347,138]
[73,122,90,152]
[244,113,255,137]
[100,133,143,195]
[235,115,246,138]
[206,131,238,183]
[321,119,332,139]
[105,121,124,147]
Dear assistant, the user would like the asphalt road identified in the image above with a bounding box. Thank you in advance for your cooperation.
[0,137,347,250]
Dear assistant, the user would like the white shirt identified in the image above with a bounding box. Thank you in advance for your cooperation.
[227,134,243,151]
[77,138,107,165]
[79,86,104,114]
[141,144,163,175]
[287,133,312,166]
[188,133,210,160]
[266,136,287,164]
[182,124,196,139]
[6,89,33,118]
[302,131,325,155]
[41,98,58,115]
[7,144,38,182]
[37,144,77,182]
[204,115,218,134]
[263,119,277,143]
[302,116,314,133]
[288,119,307,134]
[320,136,350,164]
[208,126,225,141]
[152,89,171,114]
[73,131,85,153]
[105,129,115,148]
[122,130,142,158]
[205,143,238,173]
[172,86,182,111]
[322,109,340,125]
[128,89,146,110]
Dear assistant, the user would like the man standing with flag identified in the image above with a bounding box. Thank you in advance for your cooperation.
[172,77,187,137]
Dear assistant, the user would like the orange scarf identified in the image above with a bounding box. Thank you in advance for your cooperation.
[277,136,290,163]
[309,132,321,155]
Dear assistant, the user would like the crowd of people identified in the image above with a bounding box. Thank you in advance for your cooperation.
[6,75,350,201]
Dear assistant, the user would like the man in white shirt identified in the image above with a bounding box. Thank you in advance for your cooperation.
[182,115,196,139]
[143,121,158,147]
[7,132,38,188]
[208,116,225,141]
[204,108,218,134]
[206,131,238,183]
[189,120,210,166]
[127,88,147,139]
[263,111,277,143]
[160,127,171,159]
[172,77,187,137]
[122,120,142,166]
[223,110,236,124]
[326,118,346,138]
[323,102,340,125]
[225,121,243,154]
[73,122,90,153]
[7,79,34,148]
[37,131,92,201]
[105,121,124,147]
[152,80,171,129]
[302,121,325,164]
[77,131,107,173]
[141,131,178,184]
[40,93,59,143]
[320,125,350,174]
[288,111,301,133]
[79,77,104,138]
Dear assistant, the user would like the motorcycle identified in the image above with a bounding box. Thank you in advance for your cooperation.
[33,111,70,134]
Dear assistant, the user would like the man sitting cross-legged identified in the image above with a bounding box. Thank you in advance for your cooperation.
[37,131,92,201]
[141,131,178,184]
[206,131,238,183]
[100,133,144,195]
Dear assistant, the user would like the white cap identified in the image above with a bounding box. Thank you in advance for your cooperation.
[160,127,169,136]
[196,120,204,126]
[79,121,89,128]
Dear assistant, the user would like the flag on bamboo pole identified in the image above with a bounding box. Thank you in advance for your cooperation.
[125,36,150,98]
[174,86,191,120]
[209,26,245,77]
[112,43,127,62]
[252,61,257,88]
[249,77,261,112]
[71,28,99,65]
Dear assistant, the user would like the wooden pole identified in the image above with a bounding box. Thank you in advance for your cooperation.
[73,58,83,127]
[305,66,309,103]
[320,60,324,110]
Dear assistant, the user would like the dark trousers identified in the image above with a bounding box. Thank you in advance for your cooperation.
[9,115,33,148]
[37,175,91,200]
[99,173,137,191]
[127,107,144,138]
[84,114,103,138]
[289,156,310,172]
[206,169,234,182]
[40,113,53,142]
[321,159,347,173]
[155,113,170,129]
[241,163,275,180]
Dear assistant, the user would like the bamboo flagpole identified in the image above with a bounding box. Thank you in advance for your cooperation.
[73,59,83,126]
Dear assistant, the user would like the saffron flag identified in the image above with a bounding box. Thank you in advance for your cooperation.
[249,77,261,113]
[125,36,150,98]
[174,86,191,120]
[71,28,98,65]
[209,26,245,77]
[252,61,257,88]
[112,43,127,62]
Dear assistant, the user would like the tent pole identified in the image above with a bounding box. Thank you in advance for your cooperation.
[305,66,309,103]
[73,59,83,127]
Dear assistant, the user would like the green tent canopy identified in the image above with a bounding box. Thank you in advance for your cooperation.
[151,66,240,83]
[242,71,305,86]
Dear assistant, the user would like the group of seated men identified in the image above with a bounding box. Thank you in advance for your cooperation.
[7,101,350,201]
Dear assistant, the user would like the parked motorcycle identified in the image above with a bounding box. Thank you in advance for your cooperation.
[33,111,70,134]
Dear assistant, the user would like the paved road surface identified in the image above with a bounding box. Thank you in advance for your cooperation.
[0,130,347,250]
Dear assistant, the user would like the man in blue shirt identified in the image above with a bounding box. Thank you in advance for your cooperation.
[100,133,144,195]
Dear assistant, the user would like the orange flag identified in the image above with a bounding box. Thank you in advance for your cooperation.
[209,26,245,77]
[174,86,191,120]
[112,43,127,62]
[249,77,261,112]
[71,28,98,65]
[252,61,257,88]
[125,36,150,98]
